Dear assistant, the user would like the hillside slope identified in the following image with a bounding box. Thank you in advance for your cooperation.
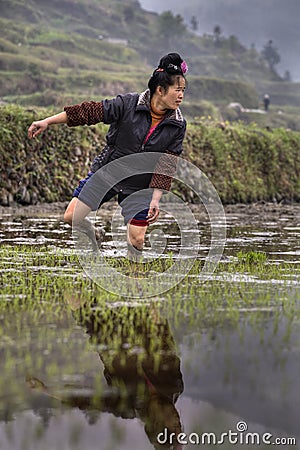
[0,0,291,111]
[140,0,300,82]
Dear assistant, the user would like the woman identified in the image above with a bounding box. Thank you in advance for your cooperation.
[28,53,188,256]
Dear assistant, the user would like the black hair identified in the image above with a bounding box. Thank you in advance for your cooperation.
[148,53,187,98]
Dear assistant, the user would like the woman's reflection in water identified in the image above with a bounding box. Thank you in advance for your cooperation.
[29,296,184,449]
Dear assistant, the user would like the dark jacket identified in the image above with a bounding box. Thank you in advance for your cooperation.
[64,89,186,193]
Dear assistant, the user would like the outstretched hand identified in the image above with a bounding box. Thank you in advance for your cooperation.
[27,119,49,139]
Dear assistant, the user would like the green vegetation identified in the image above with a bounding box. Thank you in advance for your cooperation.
[183,76,259,108]
[1,0,300,128]
[1,104,300,205]
[181,119,300,203]
[255,80,300,108]
[0,104,107,205]
[0,245,299,322]
[106,248,299,286]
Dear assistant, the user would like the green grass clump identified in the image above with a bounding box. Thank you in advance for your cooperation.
[236,250,267,265]
[182,120,300,203]
[1,244,299,306]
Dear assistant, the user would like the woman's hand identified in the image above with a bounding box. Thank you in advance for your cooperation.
[27,111,67,139]
[27,119,49,139]
[147,188,163,224]
[147,201,160,224]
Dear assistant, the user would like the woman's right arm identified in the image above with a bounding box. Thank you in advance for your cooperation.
[28,111,67,139]
[28,96,124,139]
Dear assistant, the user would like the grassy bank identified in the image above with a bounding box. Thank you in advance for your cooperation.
[183,119,300,203]
[0,104,299,206]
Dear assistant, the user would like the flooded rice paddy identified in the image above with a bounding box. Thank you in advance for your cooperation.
[0,202,299,449]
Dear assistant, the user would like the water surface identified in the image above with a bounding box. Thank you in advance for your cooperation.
[0,202,299,449]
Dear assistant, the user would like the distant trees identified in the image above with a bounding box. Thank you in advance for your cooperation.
[261,40,281,72]
[157,11,186,41]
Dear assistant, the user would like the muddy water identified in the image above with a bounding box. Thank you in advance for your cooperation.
[0,202,299,450]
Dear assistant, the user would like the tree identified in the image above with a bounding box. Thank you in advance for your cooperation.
[190,15,198,32]
[261,40,281,71]
[283,70,292,82]
[157,11,186,41]
[123,5,135,22]
[228,35,245,54]
[213,25,222,45]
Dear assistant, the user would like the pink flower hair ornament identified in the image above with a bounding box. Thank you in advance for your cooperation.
[181,60,188,74]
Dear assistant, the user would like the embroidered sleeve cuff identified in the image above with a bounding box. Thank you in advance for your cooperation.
[149,151,178,191]
[150,174,173,191]
[64,101,104,127]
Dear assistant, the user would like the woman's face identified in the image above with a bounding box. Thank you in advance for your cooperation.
[158,76,186,110]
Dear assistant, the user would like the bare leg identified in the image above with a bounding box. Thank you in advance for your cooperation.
[64,197,91,225]
[127,224,147,261]
[64,198,104,251]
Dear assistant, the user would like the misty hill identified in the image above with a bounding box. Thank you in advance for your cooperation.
[140,0,300,82]
[0,0,299,119]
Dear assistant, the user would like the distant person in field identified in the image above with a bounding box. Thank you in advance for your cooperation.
[263,94,270,111]
[28,53,188,258]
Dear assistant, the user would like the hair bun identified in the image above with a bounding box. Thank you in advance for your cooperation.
[158,53,184,74]
[160,53,183,68]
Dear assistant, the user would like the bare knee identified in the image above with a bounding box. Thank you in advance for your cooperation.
[64,209,73,225]
[129,234,145,250]
[63,198,91,226]
[64,198,77,225]
[127,224,147,250]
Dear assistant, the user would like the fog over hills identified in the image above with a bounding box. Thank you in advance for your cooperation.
[140,0,300,81]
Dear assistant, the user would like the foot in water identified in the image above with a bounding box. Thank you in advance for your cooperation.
[74,218,105,252]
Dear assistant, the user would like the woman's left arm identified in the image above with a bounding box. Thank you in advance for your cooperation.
[147,123,186,224]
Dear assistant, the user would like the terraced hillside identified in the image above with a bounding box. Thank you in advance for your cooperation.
[0,0,299,126]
